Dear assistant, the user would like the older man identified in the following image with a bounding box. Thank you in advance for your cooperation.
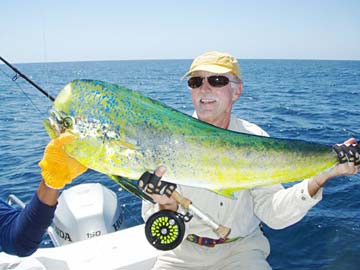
[141,51,359,270]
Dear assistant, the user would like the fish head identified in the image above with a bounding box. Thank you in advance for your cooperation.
[46,108,137,151]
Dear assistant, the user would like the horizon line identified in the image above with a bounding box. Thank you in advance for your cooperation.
[1,57,360,65]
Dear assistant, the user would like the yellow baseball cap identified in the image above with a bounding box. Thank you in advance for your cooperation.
[182,51,242,80]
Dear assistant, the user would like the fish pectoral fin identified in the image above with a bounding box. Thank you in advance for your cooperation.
[212,188,238,199]
[108,174,154,203]
[113,140,138,150]
[43,120,57,139]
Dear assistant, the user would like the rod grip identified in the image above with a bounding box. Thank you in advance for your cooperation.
[171,190,232,239]
[171,190,191,209]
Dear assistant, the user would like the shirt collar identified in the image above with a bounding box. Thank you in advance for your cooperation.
[192,111,237,131]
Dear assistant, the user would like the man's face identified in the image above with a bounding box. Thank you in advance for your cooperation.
[189,71,242,128]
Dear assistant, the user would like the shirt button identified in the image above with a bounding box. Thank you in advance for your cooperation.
[301,189,304,193]
[220,202,223,206]
[301,196,306,201]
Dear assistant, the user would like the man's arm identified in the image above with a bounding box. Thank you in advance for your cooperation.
[252,138,359,229]
[0,133,87,257]
[0,188,57,257]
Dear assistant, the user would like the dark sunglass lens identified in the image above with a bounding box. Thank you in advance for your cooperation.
[188,77,203,89]
[208,76,229,87]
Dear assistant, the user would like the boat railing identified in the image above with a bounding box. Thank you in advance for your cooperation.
[7,194,26,209]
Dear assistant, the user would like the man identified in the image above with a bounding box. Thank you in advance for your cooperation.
[141,51,360,269]
[0,133,87,257]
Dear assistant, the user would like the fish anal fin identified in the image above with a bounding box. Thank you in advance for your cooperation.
[108,174,154,203]
[212,188,239,199]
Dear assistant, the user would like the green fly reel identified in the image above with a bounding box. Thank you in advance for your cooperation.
[145,210,186,250]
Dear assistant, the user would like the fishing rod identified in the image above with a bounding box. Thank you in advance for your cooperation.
[0,56,55,101]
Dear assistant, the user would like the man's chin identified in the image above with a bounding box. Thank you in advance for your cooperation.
[197,112,216,123]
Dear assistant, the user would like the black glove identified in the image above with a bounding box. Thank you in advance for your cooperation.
[333,143,360,165]
[138,171,177,198]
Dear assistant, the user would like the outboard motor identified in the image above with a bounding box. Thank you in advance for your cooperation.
[52,183,122,246]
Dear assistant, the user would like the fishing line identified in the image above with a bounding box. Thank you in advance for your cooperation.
[40,6,53,109]
[0,66,44,116]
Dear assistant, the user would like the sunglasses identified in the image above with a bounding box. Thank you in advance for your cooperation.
[187,75,239,89]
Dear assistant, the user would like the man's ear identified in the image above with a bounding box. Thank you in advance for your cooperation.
[232,82,243,102]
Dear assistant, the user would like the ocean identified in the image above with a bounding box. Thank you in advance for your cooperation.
[0,59,359,269]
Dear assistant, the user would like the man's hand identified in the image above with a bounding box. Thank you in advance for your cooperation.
[304,138,358,197]
[39,133,88,189]
[331,138,360,177]
[138,166,178,211]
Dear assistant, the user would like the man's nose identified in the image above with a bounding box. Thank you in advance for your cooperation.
[199,78,213,92]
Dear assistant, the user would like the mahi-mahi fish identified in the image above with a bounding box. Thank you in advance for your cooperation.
[44,79,338,197]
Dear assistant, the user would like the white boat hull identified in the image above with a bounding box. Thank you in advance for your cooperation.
[0,224,158,270]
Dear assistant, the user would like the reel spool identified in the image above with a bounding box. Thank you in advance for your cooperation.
[145,210,185,250]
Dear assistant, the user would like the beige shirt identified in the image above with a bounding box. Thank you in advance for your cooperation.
[142,114,323,239]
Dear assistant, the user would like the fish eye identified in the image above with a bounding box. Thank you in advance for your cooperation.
[63,117,73,128]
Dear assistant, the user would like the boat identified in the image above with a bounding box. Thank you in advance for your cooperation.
[0,183,158,270]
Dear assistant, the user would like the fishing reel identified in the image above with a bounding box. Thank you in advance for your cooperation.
[145,210,192,250]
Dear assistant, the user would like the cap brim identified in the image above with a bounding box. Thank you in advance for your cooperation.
[180,65,232,80]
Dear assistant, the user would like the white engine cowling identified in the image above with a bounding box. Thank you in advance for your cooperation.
[52,183,122,246]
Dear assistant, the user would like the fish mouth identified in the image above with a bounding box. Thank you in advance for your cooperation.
[49,109,74,135]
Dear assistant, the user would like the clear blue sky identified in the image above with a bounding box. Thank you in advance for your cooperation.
[1,0,359,63]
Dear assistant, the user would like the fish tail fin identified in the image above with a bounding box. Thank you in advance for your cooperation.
[108,175,155,204]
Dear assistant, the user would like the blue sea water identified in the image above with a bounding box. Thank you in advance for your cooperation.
[0,59,359,269]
